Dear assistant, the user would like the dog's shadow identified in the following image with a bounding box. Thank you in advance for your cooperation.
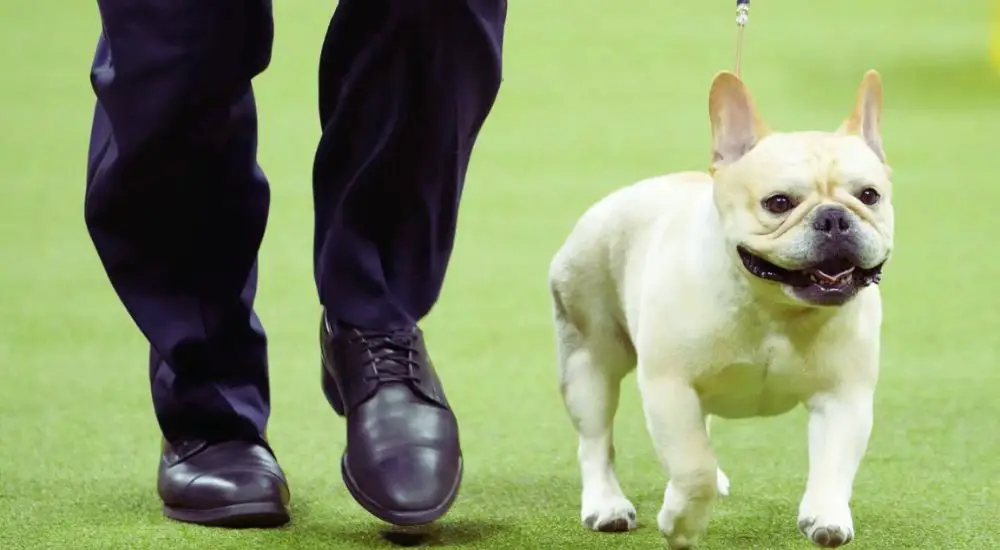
[630,487,810,550]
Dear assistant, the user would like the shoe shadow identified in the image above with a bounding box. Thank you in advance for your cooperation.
[379,521,509,547]
[294,516,510,548]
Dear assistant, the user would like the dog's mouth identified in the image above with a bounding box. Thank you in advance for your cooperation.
[737,246,883,296]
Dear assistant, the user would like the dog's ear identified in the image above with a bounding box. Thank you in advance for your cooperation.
[709,71,769,170]
[838,70,885,163]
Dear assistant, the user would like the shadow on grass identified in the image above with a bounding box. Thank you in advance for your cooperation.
[611,486,807,550]
[3,474,510,549]
[7,473,967,549]
[294,518,511,548]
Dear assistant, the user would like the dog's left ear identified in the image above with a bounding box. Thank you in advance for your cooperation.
[839,70,886,163]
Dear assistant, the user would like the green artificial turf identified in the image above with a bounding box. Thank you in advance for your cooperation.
[2,1,999,548]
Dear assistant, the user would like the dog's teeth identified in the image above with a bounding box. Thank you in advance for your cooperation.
[809,267,856,288]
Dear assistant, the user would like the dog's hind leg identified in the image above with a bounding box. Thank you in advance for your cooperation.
[704,416,731,497]
[554,304,637,533]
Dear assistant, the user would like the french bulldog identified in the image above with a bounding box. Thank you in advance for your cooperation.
[547,70,892,548]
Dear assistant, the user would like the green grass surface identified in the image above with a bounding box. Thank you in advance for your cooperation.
[2,1,999,548]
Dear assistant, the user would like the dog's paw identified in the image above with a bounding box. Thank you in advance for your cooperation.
[581,494,637,533]
[658,506,701,549]
[657,483,713,549]
[658,508,703,549]
[716,467,730,497]
[797,499,854,548]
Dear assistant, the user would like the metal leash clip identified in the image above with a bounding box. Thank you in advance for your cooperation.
[734,0,750,77]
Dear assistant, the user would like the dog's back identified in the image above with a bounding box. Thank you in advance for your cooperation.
[548,171,715,351]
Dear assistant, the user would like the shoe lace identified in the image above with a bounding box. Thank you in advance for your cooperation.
[349,330,422,384]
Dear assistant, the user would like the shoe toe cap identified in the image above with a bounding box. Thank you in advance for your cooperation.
[347,445,461,514]
[181,469,289,509]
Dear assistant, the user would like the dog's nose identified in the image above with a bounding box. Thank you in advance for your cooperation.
[812,205,852,235]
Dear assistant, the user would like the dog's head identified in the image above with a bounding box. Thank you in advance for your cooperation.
[708,70,893,308]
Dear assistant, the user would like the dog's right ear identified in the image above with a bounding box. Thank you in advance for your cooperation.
[708,72,769,172]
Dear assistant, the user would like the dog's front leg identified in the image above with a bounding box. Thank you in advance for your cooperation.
[639,372,717,549]
[797,386,874,548]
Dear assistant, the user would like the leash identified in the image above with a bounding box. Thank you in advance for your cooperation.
[734,0,750,77]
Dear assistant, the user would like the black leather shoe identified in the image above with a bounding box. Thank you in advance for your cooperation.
[320,314,462,526]
[158,439,291,528]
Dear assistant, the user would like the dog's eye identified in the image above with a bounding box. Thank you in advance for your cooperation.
[761,194,795,214]
[858,188,881,206]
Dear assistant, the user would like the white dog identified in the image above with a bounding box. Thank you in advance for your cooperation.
[548,70,892,548]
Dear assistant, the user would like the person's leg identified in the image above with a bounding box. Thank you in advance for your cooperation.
[85,0,289,527]
[313,0,506,525]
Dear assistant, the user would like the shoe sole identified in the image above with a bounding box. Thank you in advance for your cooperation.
[163,502,290,528]
[340,454,463,527]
